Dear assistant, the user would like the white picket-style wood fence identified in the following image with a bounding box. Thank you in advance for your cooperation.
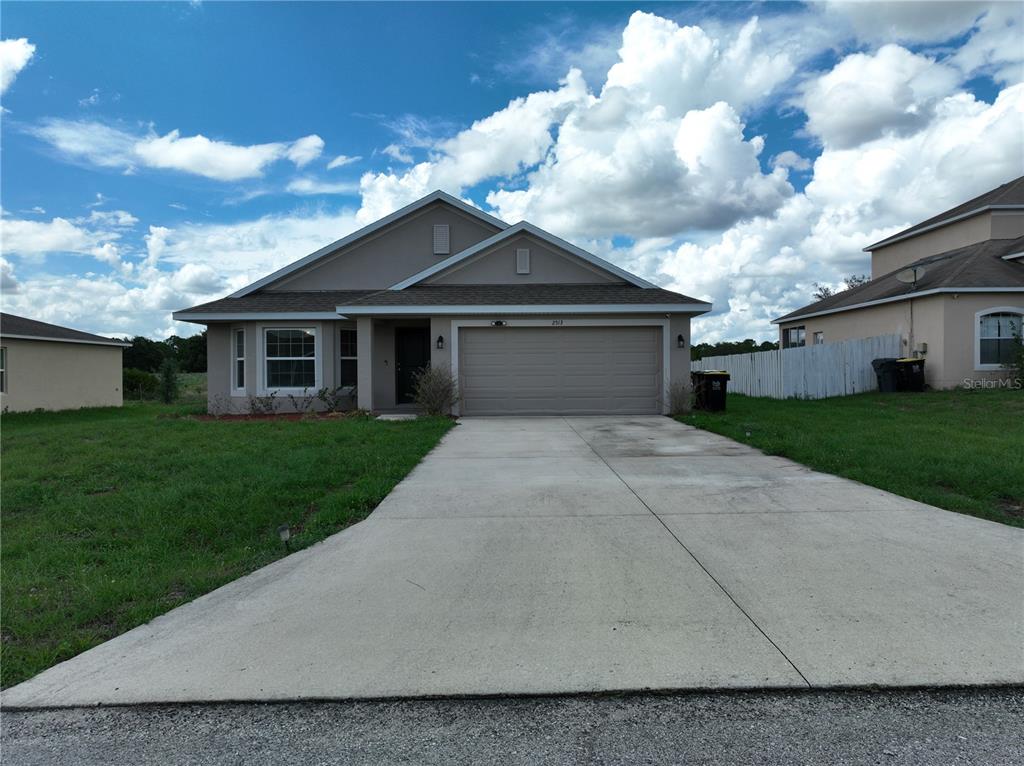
[691,334,903,399]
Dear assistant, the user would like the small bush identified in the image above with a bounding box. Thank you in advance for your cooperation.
[123,368,159,399]
[412,364,459,416]
[317,386,355,412]
[667,380,691,415]
[158,358,179,404]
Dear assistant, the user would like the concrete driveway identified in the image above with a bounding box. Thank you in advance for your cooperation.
[4,417,1022,708]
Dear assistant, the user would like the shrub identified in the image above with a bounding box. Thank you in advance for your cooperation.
[123,368,159,400]
[667,380,691,416]
[249,393,279,415]
[412,363,458,416]
[317,386,355,412]
[158,358,179,404]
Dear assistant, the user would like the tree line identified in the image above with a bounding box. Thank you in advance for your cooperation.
[118,332,207,373]
[691,338,778,361]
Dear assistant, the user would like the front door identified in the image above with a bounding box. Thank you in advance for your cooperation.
[395,327,430,404]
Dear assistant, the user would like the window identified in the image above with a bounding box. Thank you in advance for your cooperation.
[232,328,245,392]
[0,346,6,393]
[264,328,317,389]
[433,224,450,255]
[782,326,806,348]
[340,328,357,388]
[813,331,824,345]
[978,311,1022,367]
[516,248,531,275]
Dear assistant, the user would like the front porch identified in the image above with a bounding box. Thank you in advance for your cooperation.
[355,316,449,411]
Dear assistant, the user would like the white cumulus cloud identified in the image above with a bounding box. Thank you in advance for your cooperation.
[0,38,35,95]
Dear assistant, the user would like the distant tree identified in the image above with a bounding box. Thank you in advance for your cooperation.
[166,331,207,373]
[812,283,835,301]
[812,274,870,301]
[121,336,171,372]
[691,338,778,361]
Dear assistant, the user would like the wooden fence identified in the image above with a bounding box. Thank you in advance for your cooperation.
[691,334,903,399]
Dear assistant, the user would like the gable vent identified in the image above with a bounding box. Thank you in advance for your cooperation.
[433,224,450,255]
[516,248,531,275]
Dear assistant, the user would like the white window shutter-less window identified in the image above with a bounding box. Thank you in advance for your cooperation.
[516,248,531,274]
[433,224,450,255]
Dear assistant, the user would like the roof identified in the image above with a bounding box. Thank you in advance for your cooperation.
[865,176,1024,251]
[230,191,508,298]
[0,313,130,347]
[389,221,657,290]
[175,285,710,320]
[774,236,1024,324]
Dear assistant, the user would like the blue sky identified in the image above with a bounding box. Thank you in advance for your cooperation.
[1,1,1021,341]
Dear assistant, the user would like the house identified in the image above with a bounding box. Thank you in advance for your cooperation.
[0,313,129,412]
[774,177,1024,389]
[174,191,711,415]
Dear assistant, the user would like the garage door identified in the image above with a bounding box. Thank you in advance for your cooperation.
[459,326,662,415]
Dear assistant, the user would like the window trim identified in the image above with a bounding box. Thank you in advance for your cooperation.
[974,306,1024,371]
[0,346,6,394]
[231,327,246,396]
[813,331,824,346]
[339,326,358,390]
[258,326,321,395]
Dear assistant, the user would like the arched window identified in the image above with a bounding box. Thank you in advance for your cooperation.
[976,309,1023,369]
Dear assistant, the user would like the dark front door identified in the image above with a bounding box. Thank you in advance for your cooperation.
[395,327,430,404]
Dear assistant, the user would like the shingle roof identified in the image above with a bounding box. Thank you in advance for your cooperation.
[866,176,1024,250]
[0,313,129,346]
[774,236,1024,324]
[176,290,380,314]
[342,284,703,307]
[175,284,708,318]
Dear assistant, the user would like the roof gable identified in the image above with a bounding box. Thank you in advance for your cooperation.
[390,222,656,290]
[231,191,508,297]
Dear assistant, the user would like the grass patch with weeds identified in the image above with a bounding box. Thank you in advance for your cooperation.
[680,388,1023,528]
[0,402,452,688]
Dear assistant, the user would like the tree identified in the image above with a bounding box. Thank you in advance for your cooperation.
[691,338,778,361]
[812,274,870,301]
[158,358,179,403]
[166,331,207,373]
[812,283,835,301]
[121,336,171,372]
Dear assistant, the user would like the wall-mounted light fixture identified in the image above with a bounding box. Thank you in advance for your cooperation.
[677,334,686,349]
[436,335,445,350]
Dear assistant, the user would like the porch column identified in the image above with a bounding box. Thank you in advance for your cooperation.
[356,316,374,411]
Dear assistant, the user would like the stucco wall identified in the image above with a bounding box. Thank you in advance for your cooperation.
[870,213,993,277]
[267,203,501,291]
[0,338,123,412]
[939,292,1024,389]
[990,210,1024,240]
[426,234,623,285]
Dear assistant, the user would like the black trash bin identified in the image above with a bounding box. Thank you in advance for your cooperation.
[692,370,730,411]
[895,357,926,392]
[872,358,899,392]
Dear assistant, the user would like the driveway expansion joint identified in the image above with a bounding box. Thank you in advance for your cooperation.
[561,417,813,689]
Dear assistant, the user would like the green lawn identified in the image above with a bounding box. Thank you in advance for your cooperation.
[680,389,1024,528]
[0,403,453,688]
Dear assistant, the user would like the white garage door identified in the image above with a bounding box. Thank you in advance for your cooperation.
[459,325,662,415]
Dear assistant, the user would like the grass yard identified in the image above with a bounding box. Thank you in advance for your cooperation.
[680,389,1024,528]
[0,403,453,688]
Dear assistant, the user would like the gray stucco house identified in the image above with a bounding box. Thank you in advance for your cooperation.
[174,191,710,415]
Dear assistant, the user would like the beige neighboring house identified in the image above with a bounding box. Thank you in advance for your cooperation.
[174,190,711,415]
[0,313,128,412]
[774,176,1024,389]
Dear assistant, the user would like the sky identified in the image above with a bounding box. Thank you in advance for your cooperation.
[0,1,1021,342]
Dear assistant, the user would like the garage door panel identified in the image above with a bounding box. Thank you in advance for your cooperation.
[459,326,662,415]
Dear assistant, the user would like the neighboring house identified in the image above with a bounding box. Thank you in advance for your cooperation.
[774,177,1024,389]
[0,313,128,412]
[174,191,710,415]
